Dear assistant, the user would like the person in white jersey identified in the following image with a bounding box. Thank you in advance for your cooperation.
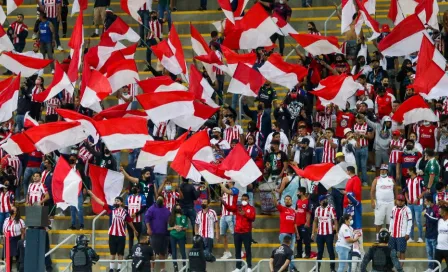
[435,206,448,270]
[370,164,398,241]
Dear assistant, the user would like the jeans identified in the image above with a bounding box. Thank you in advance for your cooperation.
[315,147,323,163]
[128,222,142,255]
[182,207,197,236]
[316,234,335,271]
[200,0,207,9]
[14,114,24,133]
[231,94,239,112]
[336,245,351,272]
[297,225,311,257]
[355,147,368,184]
[203,237,214,255]
[170,236,187,267]
[48,17,60,47]
[23,167,40,199]
[247,192,254,206]
[331,188,344,220]
[388,163,397,182]
[154,173,166,188]
[279,233,296,270]
[70,193,84,226]
[216,74,224,105]
[234,232,252,269]
[408,204,423,239]
[145,38,159,64]
[0,212,10,235]
[426,238,437,269]
[137,10,149,41]
[158,4,172,30]
[270,34,285,55]
[39,42,54,69]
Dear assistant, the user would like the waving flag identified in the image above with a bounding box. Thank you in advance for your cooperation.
[416,0,439,31]
[24,111,39,128]
[107,16,140,42]
[0,133,35,155]
[92,103,130,121]
[120,0,147,23]
[291,33,341,56]
[0,6,6,24]
[24,121,87,154]
[81,70,112,113]
[377,14,426,56]
[90,164,124,214]
[0,27,14,51]
[221,45,257,76]
[136,92,195,123]
[0,52,52,77]
[172,101,220,131]
[33,62,74,102]
[137,131,188,168]
[0,77,13,91]
[341,0,357,33]
[391,95,438,125]
[171,130,214,182]
[193,160,230,184]
[106,59,139,93]
[388,0,419,26]
[355,0,381,40]
[0,74,20,123]
[52,157,82,210]
[221,144,262,187]
[56,109,99,144]
[292,163,350,189]
[272,12,298,36]
[364,0,376,14]
[258,53,307,89]
[310,74,363,109]
[168,24,187,75]
[227,63,264,97]
[71,0,87,15]
[217,0,249,24]
[151,40,184,75]
[6,0,23,14]
[67,12,84,84]
[99,43,137,74]
[189,65,218,108]
[190,24,215,82]
[194,50,231,75]
[137,76,187,93]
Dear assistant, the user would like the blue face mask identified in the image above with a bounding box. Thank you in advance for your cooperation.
[166,185,172,191]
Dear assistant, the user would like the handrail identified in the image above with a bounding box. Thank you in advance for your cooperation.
[91,209,106,250]
[60,260,133,272]
[45,234,76,257]
[238,95,243,124]
[324,5,340,36]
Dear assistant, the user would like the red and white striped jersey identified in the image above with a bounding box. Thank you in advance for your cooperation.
[148,18,163,39]
[41,0,60,18]
[406,176,424,204]
[109,207,131,236]
[436,192,448,205]
[152,120,176,140]
[0,191,14,213]
[9,22,28,44]
[45,97,61,115]
[138,0,152,11]
[31,86,43,102]
[321,138,338,163]
[224,125,243,144]
[126,194,146,223]
[389,138,405,164]
[389,206,412,238]
[212,51,224,76]
[245,131,263,148]
[128,83,138,101]
[162,190,179,212]
[27,182,48,205]
[78,146,94,164]
[315,113,333,130]
[314,205,336,235]
[60,90,73,105]
[3,217,25,237]
[353,123,369,147]
[2,155,21,182]
[221,187,239,216]
[40,169,51,183]
[195,209,218,239]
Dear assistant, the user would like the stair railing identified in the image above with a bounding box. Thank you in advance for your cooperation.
[45,233,76,257]
[324,5,340,36]
[91,209,106,250]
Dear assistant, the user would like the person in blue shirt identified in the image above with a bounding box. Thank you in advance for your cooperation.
[424,195,439,271]
[344,192,363,272]
[37,13,55,72]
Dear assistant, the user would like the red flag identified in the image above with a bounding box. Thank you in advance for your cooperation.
[291,33,341,56]
[0,27,14,51]
[67,12,84,84]
[120,0,147,23]
[172,101,220,131]
[391,95,438,125]
[0,74,20,122]
[217,0,249,24]
[6,0,23,15]
[80,70,112,113]
[189,65,219,108]
[227,62,264,97]
[137,76,187,93]
[92,102,130,121]
[221,45,257,76]
[0,133,35,155]
[291,163,350,189]
[151,40,184,75]
[136,92,195,123]
[310,74,362,109]
[56,109,99,144]
[0,52,52,77]
[107,16,140,42]
[106,59,139,93]
[0,77,13,91]
[24,111,39,128]
[33,62,74,102]
[71,0,87,15]
[89,164,124,214]
[220,144,262,187]
[192,160,230,184]
[258,53,307,90]
[52,157,82,210]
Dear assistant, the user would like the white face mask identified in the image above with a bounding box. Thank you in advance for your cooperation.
[349,220,354,226]
[279,0,284,3]
[241,201,248,206]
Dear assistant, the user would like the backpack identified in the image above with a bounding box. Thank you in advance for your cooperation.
[71,246,89,268]
[371,246,393,271]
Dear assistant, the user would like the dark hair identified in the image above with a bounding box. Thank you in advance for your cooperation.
[139,234,149,242]
[347,166,356,174]
[12,206,21,223]
[298,125,307,130]
[307,21,317,31]
[168,204,182,227]
[211,30,218,37]
[425,148,435,157]
[325,128,334,133]
[284,195,292,200]
[33,171,42,177]
[298,187,307,194]
[436,182,446,191]
[408,166,416,175]
[141,169,151,178]
[282,235,292,244]
[358,74,367,80]
[440,205,448,215]
[272,132,280,138]
[312,122,322,128]
[40,12,47,19]
[425,194,434,203]
[340,213,351,226]
[352,12,358,21]
[17,13,24,18]
[242,194,249,199]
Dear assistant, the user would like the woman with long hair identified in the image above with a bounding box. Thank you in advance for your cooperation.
[169,203,188,272]
[335,213,359,272]
[2,206,25,271]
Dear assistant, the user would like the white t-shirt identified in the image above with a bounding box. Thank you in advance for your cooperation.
[437,218,448,250]
[342,139,357,165]
[375,176,395,204]
[336,224,354,249]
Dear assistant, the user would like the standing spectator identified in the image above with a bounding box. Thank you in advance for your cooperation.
[265,124,289,153]
[344,192,364,267]
[353,112,372,183]
[179,178,200,235]
[0,181,14,234]
[223,113,244,145]
[269,235,294,272]
[195,199,218,256]
[311,195,338,272]
[2,206,25,267]
[424,195,439,272]
[396,139,422,189]
[91,0,110,37]
[316,128,338,163]
[388,130,405,181]
[367,59,389,89]
[256,81,277,114]
[26,172,49,206]
[364,115,393,176]
[219,182,239,260]
[277,166,299,206]
[210,42,225,106]
[435,206,448,270]
[15,82,32,132]
[145,196,171,272]
[371,164,397,240]
[264,140,288,184]
[45,96,61,122]
[389,194,412,262]
[168,204,188,272]
[157,0,171,30]
[222,194,256,272]
[38,0,62,50]
[375,88,396,120]
[242,99,272,144]
[137,0,152,45]
[7,14,28,53]
[145,10,167,71]
[295,187,311,259]
[60,0,68,37]
[293,138,314,169]
[343,166,362,208]
[41,158,55,220]
[404,167,424,243]
[336,213,360,272]
[435,182,448,207]
[157,179,179,212]
[68,156,84,230]
[416,121,438,151]
[271,0,292,55]
[22,150,43,203]
[424,149,440,194]
[121,168,156,207]
[125,185,147,259]
[37,13,56,73]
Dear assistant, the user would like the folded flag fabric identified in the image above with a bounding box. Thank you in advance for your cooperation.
[0,51,52,77]
[106,59,139,93]
[33,61,74,102]
[258,53,307,90]
[56,109,99,144]
[52,157,82,210]
[291,163,350,189]
[24,111,39,128]
[107,16,140,42]
[227,62,264,97]
[291,33,341,56]
[89,164,124,214]
[391,94,438,125]
[0,133,35,155]
[80,70,112,113]
[0,74,20,123]
[172,101,220,131]
[137,76,187,93]
[136,92,195,123]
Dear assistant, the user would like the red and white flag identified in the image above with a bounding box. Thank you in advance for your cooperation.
[137,76,187,93]
[92,103,130,121]
[388,0,420,26]
[292,163,350,189]
[33,62,74,102]
[378,14,426,57]
[106,59,139,93]
[0,77,13,91]
[99,43,137,74]
[258,53,307,90]
[192,160,230,184]
[291,33,341,56]
[190,24,215,82]
[415,0,439,30]
[6,0,23,15]
[167,24,187,75]
[220,144,262,187]
[194,50,231,75]
[354,0,381,40]
[136,92,195,123]
[24,111,39,128]
[24,121,87,154]
[81,70,112,113]
[0,6,6,24]
[217,0,248,24]
[136,131,188,168]
[56,109,99,144]
[94,117,153,151]
[0,51,52,77]
[171,130,214,182]
[94,109,147,120]
[71,0,87,16]
[0,27,14,51]
[272,12,298,36]
[172,101,220,131]
[89,164,124,214]
[52,157,82,210]
[151,40,184,75]
[222,3,277,50]
[221,45,257,76]
[341,0,357,33]
[189,65,219,108]
[227,62,264,97]
[413,35,448,99]
[364,0,376,14]
[0,74,20,122]
[310,74,363,109]
[107,16,140,42]
[0,133,35,155]
[120,0,147,23]
[391,94,438,125]
[67,12,84,84]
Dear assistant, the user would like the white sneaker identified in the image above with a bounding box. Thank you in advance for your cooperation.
[247,269,252,272]
[167,254,172,259]
[362,182,368,187]
[83,196,90,204]
[424,269,432,272]
[231,269,240,272]
[221,251,232,259]
[51,69,55,74]
[407,238,415,243]
[56,212,64,217]
[17,198,25,204]
[32,33,37,40]
[57,45,64,51]
[417,237,424,243]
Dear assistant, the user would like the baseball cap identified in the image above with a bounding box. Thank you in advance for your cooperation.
[392,130,401,136]
[380,164,388,170]
[356,90,365,97]
[212,127,221,133]
[318,195,328,202]
[335,152,345,158]
[344,128,352,136]
[396,194,405,201]
[300,138,310,145]
[381,24,390,33]
[382,116,392,122]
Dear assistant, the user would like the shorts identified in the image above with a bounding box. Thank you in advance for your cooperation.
[388,237,407,253]
[151,234,168,255]
[93,6,106,25]
[220,215,235,235]
[375,149,389,168]
[374,202,393,226]
[109,235,126,255]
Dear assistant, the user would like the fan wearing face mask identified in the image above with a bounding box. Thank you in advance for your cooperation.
[415,121,438,151]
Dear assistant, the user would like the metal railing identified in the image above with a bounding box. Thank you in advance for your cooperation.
[60,259,133,272]
[91,209,106,250]
[324,5,340,36]
[45,233,76,257]
[252,259,443,272]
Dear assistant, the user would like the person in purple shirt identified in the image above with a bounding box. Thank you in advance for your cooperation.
[145,195,171,272]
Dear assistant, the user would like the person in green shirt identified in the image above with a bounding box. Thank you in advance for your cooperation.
[424,149,440,193]
[168,203,188,272]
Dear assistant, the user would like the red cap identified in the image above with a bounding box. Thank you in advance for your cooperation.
[396,194,405,201]
[33,41,40,48]
[392,130,401,136]
[316,105,325,111]
[381,24,390,33]
[356,90,365,97]
[406,84,414,89]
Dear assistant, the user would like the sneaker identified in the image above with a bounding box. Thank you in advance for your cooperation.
[56,45,63,51]
[362,182,368,187]
[91,33,99,38]
[231,269,240,272]
[56,212,64,217]
[51,69,55,74]
[83,196,90,204]
[68,225,76,230]
[167,254,172,259]
[407,238,415,243]
[32,33,38,40]
[417,237,424,243]
[369,166,376,172]
[17,198,26,204]
[251,239,258,244]
[79,224,84,230]
[247,269,252,272]
[221,251,232,259]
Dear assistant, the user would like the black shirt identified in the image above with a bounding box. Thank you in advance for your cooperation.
[270,244,293,272]
[298,147,314,169]
[256,85,277,109]
[189,248,206,272]
[131,243,154,270]
[179,182,199,209]
[17,239,25,269]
